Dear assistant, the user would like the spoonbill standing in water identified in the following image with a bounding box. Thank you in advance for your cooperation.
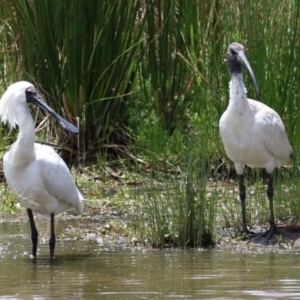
[0,81,83,259]
[219,42,293,239]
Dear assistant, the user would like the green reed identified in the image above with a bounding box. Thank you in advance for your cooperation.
[0,0,146,153]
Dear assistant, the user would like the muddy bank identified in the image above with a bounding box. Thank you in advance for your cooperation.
[3,210,300,254]
[217,224,300,252]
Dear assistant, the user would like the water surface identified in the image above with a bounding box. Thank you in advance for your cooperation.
[0,218,300,299]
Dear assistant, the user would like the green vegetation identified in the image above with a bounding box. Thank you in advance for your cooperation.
[0,0,299,248]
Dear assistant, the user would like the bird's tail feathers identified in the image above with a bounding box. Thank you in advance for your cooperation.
[283,152,293,167]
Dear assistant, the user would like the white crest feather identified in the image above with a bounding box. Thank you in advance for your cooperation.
[0,86,18,128]
[0,81,33,128]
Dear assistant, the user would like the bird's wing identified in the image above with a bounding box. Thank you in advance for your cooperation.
[34,144,83,214]
[249,99,293,164]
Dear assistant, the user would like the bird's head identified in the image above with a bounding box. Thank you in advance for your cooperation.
[0,81,79,134]
[227,42,260,99]
[0,81,32,128]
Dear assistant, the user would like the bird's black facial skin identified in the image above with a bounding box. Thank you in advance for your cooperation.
[25,86,38,102]
[227,45,246,73]
[230,48,238,57]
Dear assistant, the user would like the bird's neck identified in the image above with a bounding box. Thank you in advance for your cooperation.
[11,106,36,162]
[18,119,36,147]
[228,73,250,110]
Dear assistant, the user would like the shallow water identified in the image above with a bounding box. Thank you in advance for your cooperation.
[1,219,300,299]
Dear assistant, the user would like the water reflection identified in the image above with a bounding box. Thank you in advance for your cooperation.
[1,219,300,299]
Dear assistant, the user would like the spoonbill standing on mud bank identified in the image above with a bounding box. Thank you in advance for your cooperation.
[219,42,293,239]
[0,81,83,259]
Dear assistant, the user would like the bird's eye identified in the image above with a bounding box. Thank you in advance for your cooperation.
[26,88,32,95]
[26,87,36,96]
[230,48,237,56]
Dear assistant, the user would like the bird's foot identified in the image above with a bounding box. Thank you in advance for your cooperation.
[238,227,256,240]
[263,225,278,244]
[243,229,255,235]
[242,226,255,235]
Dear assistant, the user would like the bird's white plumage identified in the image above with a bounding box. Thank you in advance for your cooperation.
[219,78,292,174]
[0,81,83,216]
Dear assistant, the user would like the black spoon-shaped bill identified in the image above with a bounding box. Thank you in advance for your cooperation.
[25,87,79,134]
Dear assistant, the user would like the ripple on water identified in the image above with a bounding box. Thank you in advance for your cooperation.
[1,219,300,298]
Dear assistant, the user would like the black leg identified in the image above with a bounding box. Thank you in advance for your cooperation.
[266,173,277,239]
[49,213,56,260]
[27,209,38,258]
[239,175,247,232]
[238,175,253,234]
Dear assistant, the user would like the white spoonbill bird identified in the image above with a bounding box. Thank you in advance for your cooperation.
[219,42,293,238]
[0,81,83,259]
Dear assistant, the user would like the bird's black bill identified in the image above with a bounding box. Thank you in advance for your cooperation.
[26,88,79,134]
[238,51,260,100]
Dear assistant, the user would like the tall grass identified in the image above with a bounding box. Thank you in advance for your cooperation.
[136,124,216,248]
